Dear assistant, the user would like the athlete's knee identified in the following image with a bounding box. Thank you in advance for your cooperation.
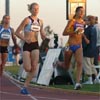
[31,63,38,71]
[77,61,82,68]
[64,61,71,70]
[24,65,31,72]
[32,61,38,67]
[31,67,37,72]
[25,68,31,72]
[1,61,6,67]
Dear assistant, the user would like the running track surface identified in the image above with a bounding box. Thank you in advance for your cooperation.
[0,75,100,100]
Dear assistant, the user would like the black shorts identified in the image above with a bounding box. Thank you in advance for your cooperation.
[23,41,39,52]
[0,46,8,53]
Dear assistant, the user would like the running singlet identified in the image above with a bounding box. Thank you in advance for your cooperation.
[0,25,11,40]
[24,16,41,32]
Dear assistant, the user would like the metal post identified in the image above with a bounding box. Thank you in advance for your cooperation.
[5,0,10,15]
[66,0,69,20]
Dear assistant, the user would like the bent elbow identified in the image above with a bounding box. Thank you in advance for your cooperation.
[15,32,19,37]
[15,32,17,36]
[63,31,68,36]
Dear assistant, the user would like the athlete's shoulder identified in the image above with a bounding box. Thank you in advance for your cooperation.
[22,16,30,23]
[69,18,76,22]
[39,18,43,23]
[8,27,14,33]
[27,16,34,22]
[67,18,75,26]
[10,27,14,31]
[35,18,43,28]
[0,25,3,32]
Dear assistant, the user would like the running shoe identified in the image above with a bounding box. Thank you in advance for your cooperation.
[74,83,82,90]
[20,87,29,95]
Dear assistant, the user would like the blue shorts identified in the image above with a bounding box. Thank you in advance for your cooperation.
[69,45,81,53]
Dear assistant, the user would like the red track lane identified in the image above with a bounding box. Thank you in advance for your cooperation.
[0,75,100,100]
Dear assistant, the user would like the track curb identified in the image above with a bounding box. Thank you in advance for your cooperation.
[4,72,100,96]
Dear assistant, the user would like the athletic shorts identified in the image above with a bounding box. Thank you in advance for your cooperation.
[0,46,8,53]
[23,41,39,52]
[69,44,81,53]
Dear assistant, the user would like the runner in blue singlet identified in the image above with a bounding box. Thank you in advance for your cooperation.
[0,15,17,76]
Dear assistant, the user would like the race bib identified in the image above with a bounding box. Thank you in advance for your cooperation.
[1,33,10,39]
[31,25,40,32]
[75,27,84,34]
[74,23,84,34]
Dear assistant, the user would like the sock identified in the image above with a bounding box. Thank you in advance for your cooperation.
[76,83,80,86]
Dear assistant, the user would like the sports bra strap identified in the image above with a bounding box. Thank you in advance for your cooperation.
[28,16,34,23]
[28,16,40,24]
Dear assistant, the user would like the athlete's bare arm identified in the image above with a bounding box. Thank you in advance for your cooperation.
[40,19,46,40]
[63,19,76,36]
[15,18,28,42]
[11,28,17,46]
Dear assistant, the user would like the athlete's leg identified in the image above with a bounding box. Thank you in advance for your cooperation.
[64,50,73,70]
[0,53,8,76]
[0,53,2,76]
[15,54,20,66]
[24,49,39,87]
[53,50,73,70]
[23,51,31,72]
[74,47,83,83]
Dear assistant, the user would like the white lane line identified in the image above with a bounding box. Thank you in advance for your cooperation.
[10,79,38,100]
[10,80,69,100]
[10,80,22,89]
[28,94,39,100]
[36,96,69,100]
[0,91,27,97]
[3,73,69,100]
[0,91,69,100]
